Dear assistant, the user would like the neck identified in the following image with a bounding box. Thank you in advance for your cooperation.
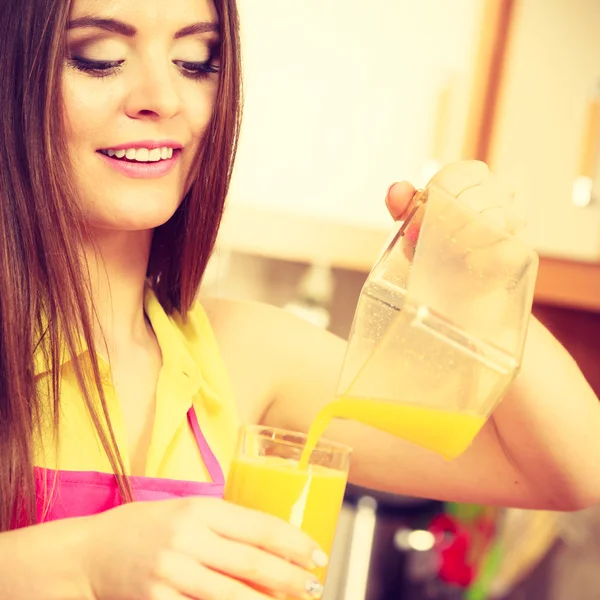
[83,229,154,356]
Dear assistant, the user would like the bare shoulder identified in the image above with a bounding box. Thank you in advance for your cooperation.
[198,295,292,344]
[197,296,346,427]
[198,295,342,357]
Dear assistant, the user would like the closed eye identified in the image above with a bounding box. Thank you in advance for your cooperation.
[68,56,124,77]
[173,60,220,80]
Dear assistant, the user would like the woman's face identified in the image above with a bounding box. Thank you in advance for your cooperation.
[63,0,220,231]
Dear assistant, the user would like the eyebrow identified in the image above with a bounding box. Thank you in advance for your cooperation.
[67,17,219,39]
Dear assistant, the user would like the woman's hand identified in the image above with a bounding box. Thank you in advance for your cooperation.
[83,497,327,600]
[384,160,524,270]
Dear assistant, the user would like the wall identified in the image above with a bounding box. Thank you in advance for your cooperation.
[228,0,485,228]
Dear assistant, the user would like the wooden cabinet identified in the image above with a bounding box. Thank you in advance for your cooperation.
[488,0,600,260]
[485,0,600,310]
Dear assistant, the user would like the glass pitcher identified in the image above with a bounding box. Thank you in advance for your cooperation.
[336,161,539,459]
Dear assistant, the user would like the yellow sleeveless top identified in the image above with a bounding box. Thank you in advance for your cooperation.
[32,288,240,481]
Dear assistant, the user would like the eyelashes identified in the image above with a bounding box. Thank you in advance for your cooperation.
[67,56,220,81]
[67,57,124,78]
[174,60,220,80]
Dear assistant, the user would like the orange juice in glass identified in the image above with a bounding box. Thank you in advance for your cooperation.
[224,425,351,585]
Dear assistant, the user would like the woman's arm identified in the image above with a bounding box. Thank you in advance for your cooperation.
[281,307,600,510]
[488,315,600,508]
[204,164,600,511]
[0,518,91,599]
[213,297,600,511]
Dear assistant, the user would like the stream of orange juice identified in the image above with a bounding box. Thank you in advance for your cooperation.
[224,399,486,586]
[224,455,347,583]
[299,397,486,469]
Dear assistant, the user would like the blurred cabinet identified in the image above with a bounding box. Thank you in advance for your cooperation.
[219,0,499,266]
[488,0,600,262]
[217,0,600,312]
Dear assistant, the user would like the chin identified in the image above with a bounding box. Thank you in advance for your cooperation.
[85,190,183,232]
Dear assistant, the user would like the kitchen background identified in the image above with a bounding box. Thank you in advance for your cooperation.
[201,0,600,598]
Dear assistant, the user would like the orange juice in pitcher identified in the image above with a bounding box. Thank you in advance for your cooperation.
[301,162,538,466]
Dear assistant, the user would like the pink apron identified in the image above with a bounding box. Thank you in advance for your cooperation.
[34,406,224,523]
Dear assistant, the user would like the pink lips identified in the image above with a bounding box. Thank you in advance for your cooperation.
[97,140,183,179]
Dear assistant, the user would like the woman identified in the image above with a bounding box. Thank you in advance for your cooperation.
[1,0,598,598]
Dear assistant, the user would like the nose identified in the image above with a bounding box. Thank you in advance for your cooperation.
[124,61,181,121]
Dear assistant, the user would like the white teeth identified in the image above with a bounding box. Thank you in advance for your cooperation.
[148,148,162,162]
[103,147,177,161]
[136,148,150,162]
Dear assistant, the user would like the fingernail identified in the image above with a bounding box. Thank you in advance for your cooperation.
[386,183,396,199]
[312,549,329,568]
[305,579,324,599]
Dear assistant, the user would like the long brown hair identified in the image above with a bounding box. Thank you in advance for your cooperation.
[0,0,242,531]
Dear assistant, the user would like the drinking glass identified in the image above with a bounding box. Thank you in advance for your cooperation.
[224,425,352,584]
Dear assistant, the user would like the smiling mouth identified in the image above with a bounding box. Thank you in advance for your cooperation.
[98,147,179,162]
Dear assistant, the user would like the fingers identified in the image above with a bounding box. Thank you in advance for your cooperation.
[197,531,323,600]
[428,160,520,232]
[385,161,491,223]
[205,500,327,571]
[165,498,328,600]
[159,553,285,600]
[385,181,417,221]
[426,160,490,197]
[397,162,526,268]
[95,498,328,600]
